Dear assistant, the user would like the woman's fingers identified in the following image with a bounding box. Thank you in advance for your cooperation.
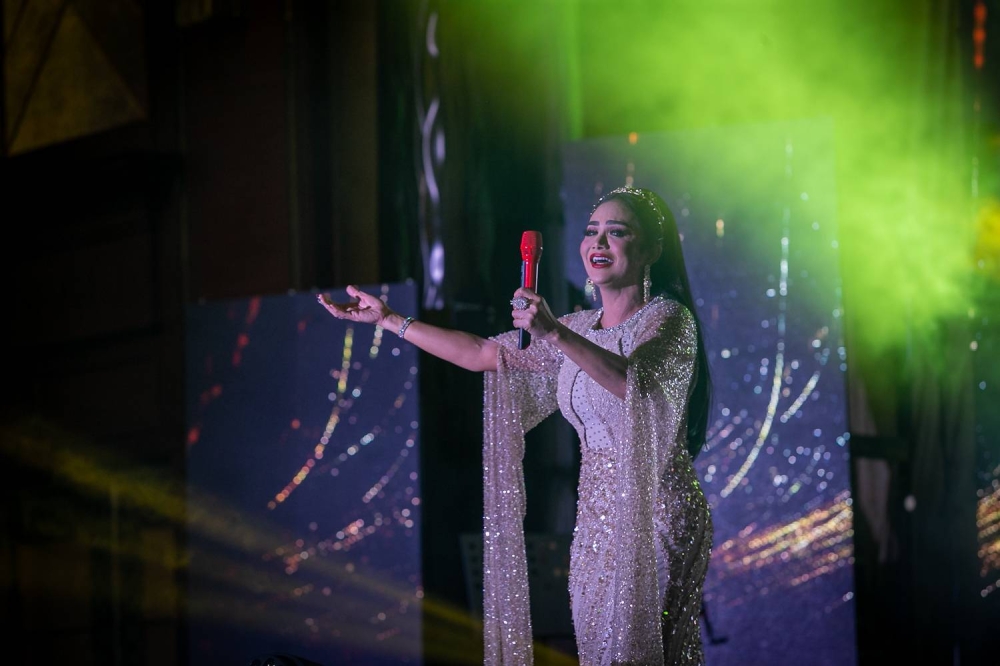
[510,289,540,330]
[510,287,560,340]
[317,293,361,319]
[346,284,376,304]
[317,294,337,312]
[317,288,389,329]
[511,289,539,310]
[510,307,536,330]
[345,284,387,312]
[513,287,537,299]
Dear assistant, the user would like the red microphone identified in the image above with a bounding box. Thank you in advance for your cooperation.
[519,231,543,349]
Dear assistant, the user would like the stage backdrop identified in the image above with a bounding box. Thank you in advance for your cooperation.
[185,282,422,666]
[563,119,857,666]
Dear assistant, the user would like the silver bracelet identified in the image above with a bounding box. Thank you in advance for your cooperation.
[397,316,415,339]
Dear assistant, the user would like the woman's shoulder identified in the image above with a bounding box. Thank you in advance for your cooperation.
[643,295,693,323]
[630,296,697,347]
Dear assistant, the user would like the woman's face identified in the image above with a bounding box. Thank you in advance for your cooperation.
[580,199,651,291]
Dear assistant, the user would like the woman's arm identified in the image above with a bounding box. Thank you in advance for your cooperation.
[546,326,628,399]
[319,286,498,372]
[380,312,498,372]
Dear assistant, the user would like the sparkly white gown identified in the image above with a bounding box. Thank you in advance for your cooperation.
[481,297,713,666]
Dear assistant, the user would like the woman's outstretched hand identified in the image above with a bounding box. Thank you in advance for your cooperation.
[317,285,391,326]
[510,288,564,342]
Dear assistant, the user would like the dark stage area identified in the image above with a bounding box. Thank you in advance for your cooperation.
[3,1,1000,665]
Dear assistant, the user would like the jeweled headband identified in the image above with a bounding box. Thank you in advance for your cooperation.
[594,186,665,240]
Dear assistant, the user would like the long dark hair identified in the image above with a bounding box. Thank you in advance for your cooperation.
[597,188,712,461]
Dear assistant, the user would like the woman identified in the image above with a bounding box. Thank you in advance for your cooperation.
[319,186,713,665]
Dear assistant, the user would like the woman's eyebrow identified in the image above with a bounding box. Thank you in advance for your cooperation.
[585,219,635,228]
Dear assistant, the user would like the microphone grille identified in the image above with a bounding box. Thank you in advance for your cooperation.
[520,231,543,260]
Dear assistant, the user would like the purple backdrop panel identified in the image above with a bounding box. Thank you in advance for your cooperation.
[563,119,857,666]
[185,283,421,666]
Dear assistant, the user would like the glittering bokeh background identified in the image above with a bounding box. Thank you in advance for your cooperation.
[563,119,856,666]
[185,283,422,666]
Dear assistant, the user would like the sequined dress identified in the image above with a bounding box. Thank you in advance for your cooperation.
[482,296,712,666]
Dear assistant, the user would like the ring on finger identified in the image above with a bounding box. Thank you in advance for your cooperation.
[510,296,529,311]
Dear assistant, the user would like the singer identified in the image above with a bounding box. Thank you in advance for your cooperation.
[318,186,713,666]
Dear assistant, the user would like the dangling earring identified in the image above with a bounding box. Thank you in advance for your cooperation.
[585,277,598,302]
[643,265,652,303]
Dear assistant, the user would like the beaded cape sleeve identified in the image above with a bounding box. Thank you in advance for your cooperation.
[606,298,698,665]
[481,313,584,665]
